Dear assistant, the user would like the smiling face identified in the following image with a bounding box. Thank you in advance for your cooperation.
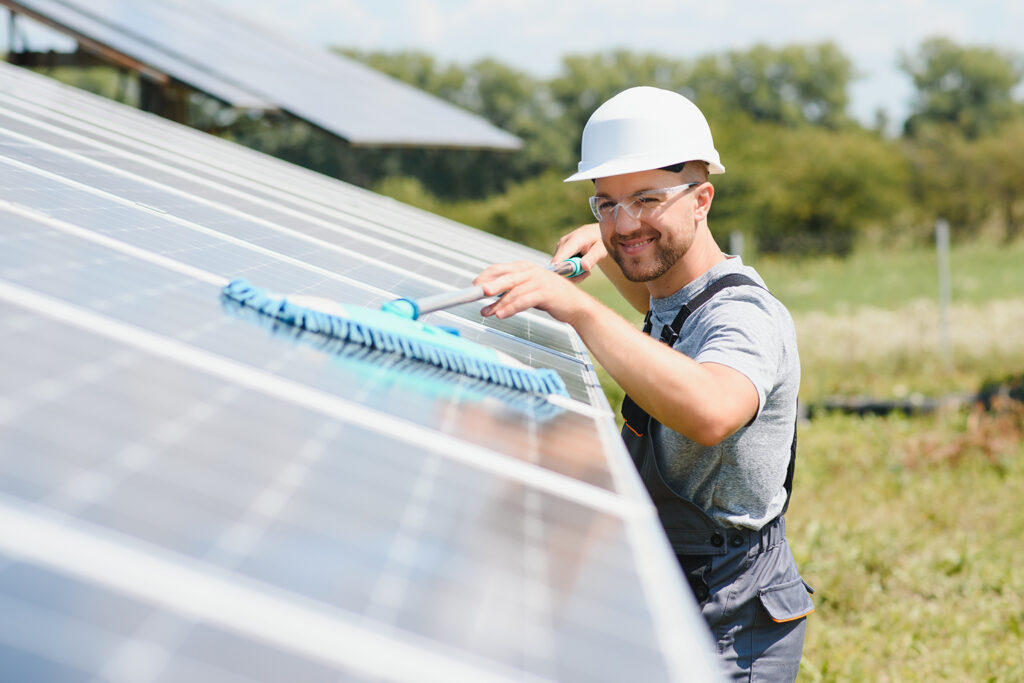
[595,165,709,294]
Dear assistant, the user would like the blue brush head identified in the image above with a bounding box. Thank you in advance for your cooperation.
[221,279,568,397]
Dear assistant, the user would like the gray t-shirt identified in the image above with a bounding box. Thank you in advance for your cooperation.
[647,256,800,530]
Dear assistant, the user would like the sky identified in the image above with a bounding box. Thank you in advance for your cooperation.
[207,0,1023,131]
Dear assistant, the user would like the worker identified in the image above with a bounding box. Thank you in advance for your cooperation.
[474,86,814,680]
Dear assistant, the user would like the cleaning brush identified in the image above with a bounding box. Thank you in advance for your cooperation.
[220,291,567,419]
[221,258,583,396]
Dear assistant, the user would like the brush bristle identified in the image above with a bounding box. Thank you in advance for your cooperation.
[222,279,568,397]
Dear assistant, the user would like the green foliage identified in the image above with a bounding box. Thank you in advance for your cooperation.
[902,123,991,237]
[689,42,854,128]
[712,123,911,255]
[341,50,468,102]
[26,65,134,103]
[455,170,594,250]
[350,38,1022,256]
[901,36,1024,138]
[975,120,1024,241]
[901,117,1024,241]
[548,50,693,138]
[336,49,576,196]
[371,175,447,215]
[793,411,1024,682]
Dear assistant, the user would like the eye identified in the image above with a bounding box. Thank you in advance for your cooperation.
[636,194,663,205]
[596,198,617,211]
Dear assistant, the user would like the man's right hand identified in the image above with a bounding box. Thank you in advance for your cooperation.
[554,223,650,314]
[552,223,606,283]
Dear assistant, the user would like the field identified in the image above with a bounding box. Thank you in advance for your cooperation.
[580,239,1024,680]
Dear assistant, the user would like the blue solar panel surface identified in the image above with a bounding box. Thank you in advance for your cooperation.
[0,62,722,682]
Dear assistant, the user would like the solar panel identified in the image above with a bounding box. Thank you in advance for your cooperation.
[1,0,523,150]
[0,61,722,682]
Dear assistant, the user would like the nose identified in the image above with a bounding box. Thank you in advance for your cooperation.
[613,204,642,233]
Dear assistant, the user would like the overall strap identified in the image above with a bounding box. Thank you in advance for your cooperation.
[622,273,765,437]
[623,272,797,516]
[641,309,654,335]
[659,273,765,346]
[781,413,797,515]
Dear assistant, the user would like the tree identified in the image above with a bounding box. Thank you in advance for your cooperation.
[900,37,1024,138]
[689,43,854,128]
[901,123,988,239]
[337,50,569,198]
[548,51,692,138]
[975,121,1024,240]
[713,123,910,255]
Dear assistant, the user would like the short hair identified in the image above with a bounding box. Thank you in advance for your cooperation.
[591,160,709,183]
[659,161,710,180]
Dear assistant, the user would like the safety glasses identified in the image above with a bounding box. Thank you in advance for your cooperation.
[589,182,700,223]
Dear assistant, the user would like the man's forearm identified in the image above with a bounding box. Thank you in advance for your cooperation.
[569,298,758,446]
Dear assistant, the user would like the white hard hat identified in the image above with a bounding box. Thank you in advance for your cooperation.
[564,86,725,182]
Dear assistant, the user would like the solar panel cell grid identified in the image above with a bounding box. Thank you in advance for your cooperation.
[0,127,587,365]
[0,70,539,268]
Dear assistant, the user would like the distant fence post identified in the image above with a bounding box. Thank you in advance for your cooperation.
[730,230,744,259]
[936,218,952,367]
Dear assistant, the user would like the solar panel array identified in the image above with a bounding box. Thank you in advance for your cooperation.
[0,62,721,682]
[1,0,522,149]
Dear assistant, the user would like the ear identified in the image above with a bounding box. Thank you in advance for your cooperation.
[693,182,714,222]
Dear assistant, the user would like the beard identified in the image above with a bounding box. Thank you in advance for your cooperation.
[607,230,689,283]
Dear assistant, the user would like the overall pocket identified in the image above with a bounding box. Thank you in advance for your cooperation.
[757,576,815,623]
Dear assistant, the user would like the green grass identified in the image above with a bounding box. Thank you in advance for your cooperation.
[792,410,1024,682]
[582,240,1024,406]
[772,240,1024,404]
[755,239,1024,315]
[578,239,1024,681]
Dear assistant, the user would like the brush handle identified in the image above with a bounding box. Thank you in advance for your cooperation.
[403,257,584,319]
[549,256,584,278]
[408,285,488,317]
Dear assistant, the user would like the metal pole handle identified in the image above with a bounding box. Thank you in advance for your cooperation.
[382,257,585,320]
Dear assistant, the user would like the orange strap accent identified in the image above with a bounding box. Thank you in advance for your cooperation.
[771,607,814,624]
[624,421,644,438]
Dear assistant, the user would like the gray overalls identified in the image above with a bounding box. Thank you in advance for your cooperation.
[621,274,814,682]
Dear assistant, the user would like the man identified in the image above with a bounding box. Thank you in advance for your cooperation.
[474,86,814,681]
